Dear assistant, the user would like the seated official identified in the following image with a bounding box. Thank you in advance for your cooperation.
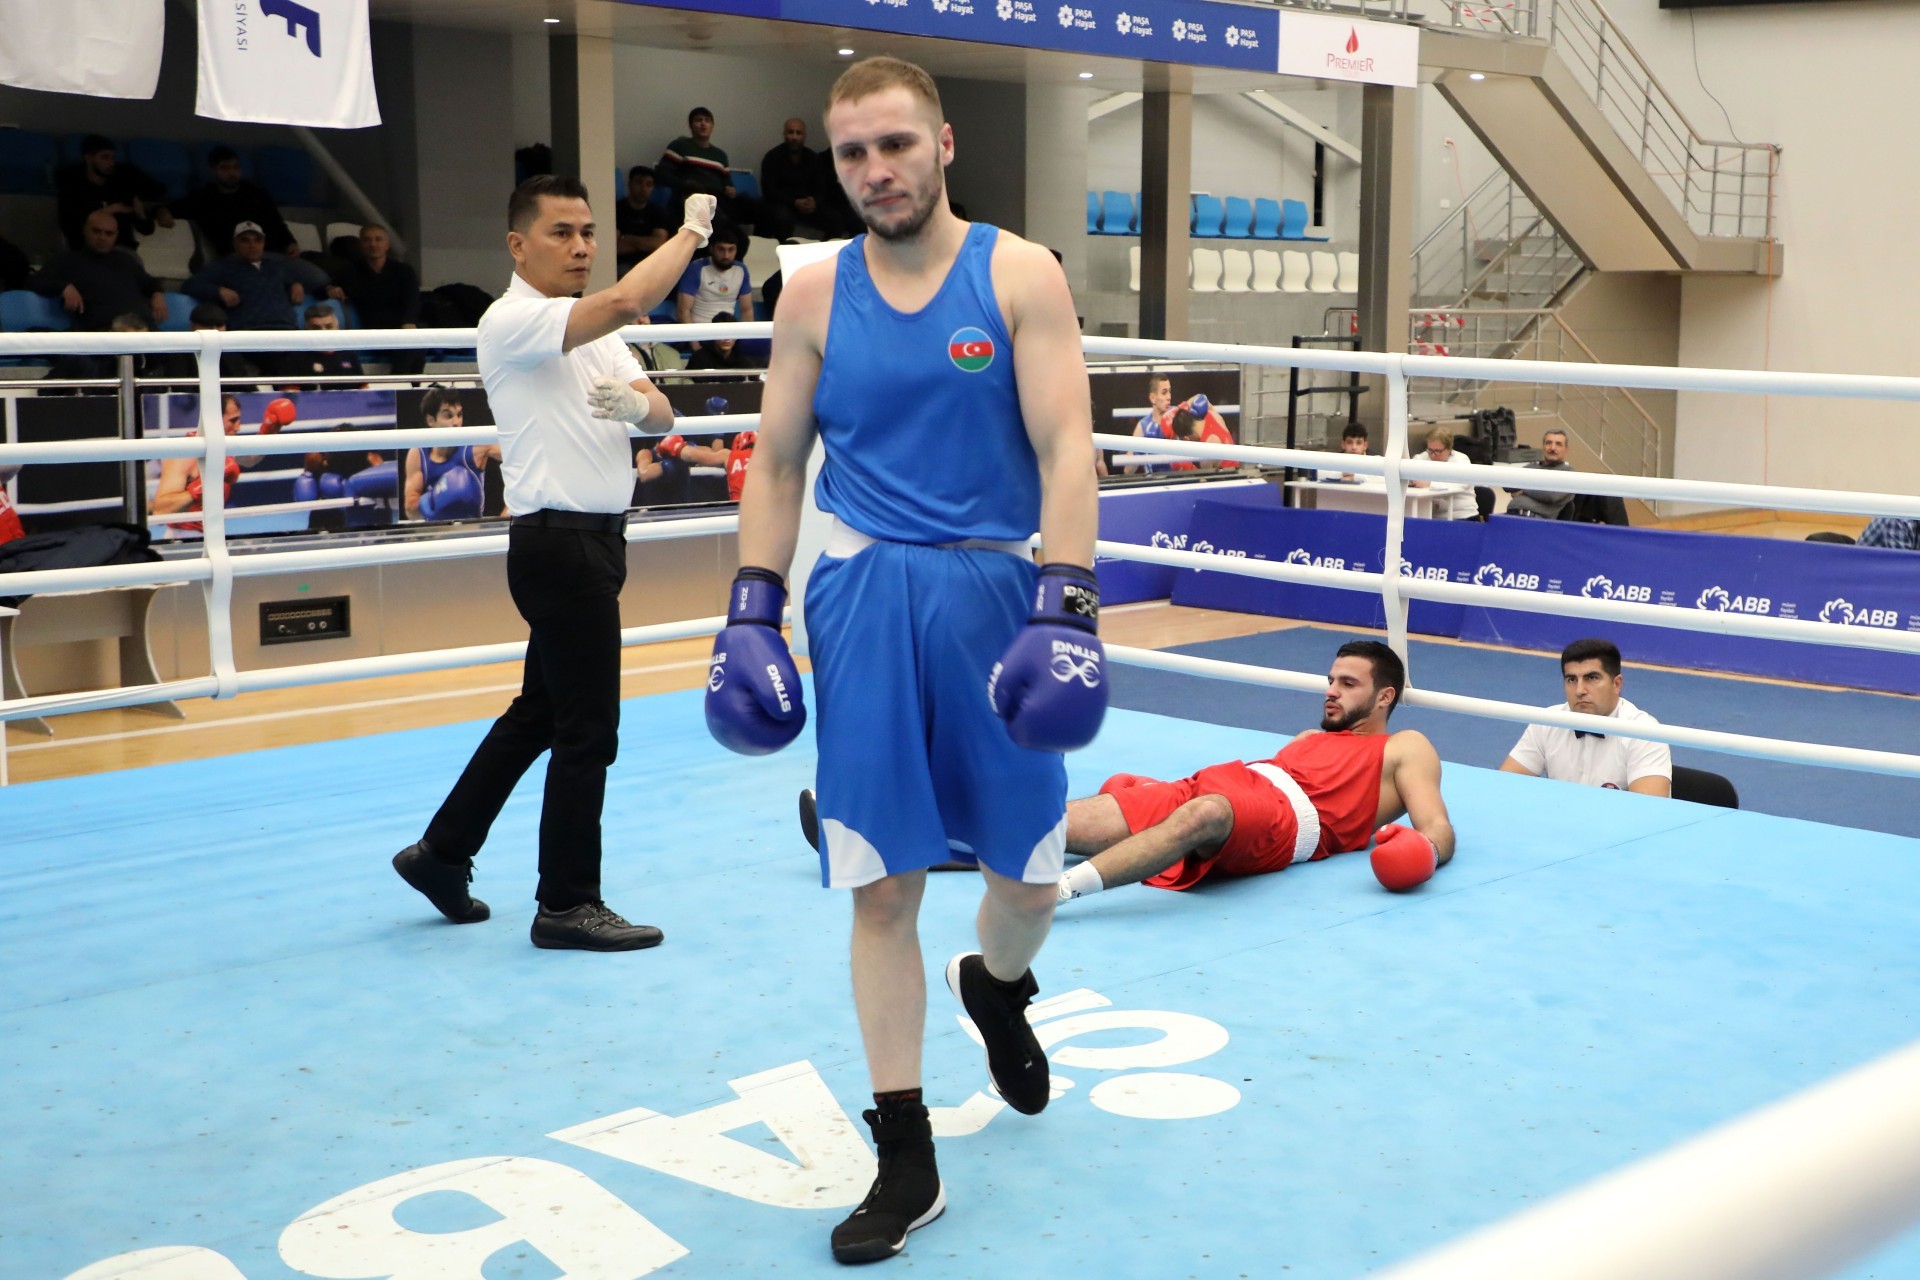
[1503,428,1576,519]
[1318,422,1370,481]
[1500,637,1671,796]
[1408,426,1478,519]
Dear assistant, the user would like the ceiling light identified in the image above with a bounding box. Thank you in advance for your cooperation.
[838,47,855,55]
[1078,72,1094,79]
[1468,72,1485,80]
[543,17,560,23]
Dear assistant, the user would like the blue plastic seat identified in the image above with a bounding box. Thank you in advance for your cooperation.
[650,183,674,212]
[158,292,197,332]
[1098,190,1134,236]
[1252,198,1283,240]
[1280,198,1329,242]
[127,138,194,202]
[1222,196,1254,239]
[255,145,323,207]
[1086,191,1100,234]
[1190,193,1225,238]
[0,130,57,195]
[0,290,72,332]
[729,169,760,201]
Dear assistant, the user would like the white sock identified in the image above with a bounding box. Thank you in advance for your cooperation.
[1058,862,1105,902]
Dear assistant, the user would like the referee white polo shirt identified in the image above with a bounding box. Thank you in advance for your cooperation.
[477,272,650,516]
[1507,695,1672,790]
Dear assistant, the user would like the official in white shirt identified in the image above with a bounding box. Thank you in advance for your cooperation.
[1500,637,1672,796]
[1408,426,1480,520]
[392,176,716,951]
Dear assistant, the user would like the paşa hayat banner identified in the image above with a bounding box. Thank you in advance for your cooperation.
[0,0,165,99]
[197,0,380,128]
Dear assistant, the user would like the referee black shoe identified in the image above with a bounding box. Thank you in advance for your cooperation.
[531,901,664,952]
[392,842,490,924]
[945,952,1050,1115]
[830,1104,945,1264]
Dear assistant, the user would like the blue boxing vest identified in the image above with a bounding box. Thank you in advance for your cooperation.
[812,223,1041,544]
[420,445,479,488]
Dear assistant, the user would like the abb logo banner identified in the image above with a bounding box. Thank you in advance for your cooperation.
[197,0,381,127]
[1275,12,1418,87]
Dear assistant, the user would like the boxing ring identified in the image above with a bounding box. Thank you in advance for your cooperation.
[6,324,1920,1280]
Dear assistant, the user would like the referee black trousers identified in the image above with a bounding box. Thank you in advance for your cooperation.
[424,524,626,911]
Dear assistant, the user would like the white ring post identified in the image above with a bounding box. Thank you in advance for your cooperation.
[195,336,239,701]
[1380,358,1412,675]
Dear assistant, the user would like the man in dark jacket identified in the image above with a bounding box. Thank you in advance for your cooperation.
[1504,428,1578,520]
[326,223,423,375]
[54,135,170,251]
[172,147,299,257]
[184,221,329,333]
[30,210,168,331]
[758,118,826,242]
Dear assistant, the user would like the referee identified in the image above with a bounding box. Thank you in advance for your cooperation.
[391,177,715,950]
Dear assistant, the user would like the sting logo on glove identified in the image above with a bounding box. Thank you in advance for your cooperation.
[1048,642,1103,688]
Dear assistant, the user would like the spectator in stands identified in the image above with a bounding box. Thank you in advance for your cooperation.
[1409,426,1478,519]
[173,146,298,258]
[184,222,329,337]
[1504,427,1576,519]
[39,310,158,391]
[758,117,827,242]
[145,302,264,389]
[1500,637,1672,797]
[812,145,859,238]
[1318,422,1370,481]
[327,224,424,376]
[29,209,168,331]
[657,107,744,224]
[0,231,28,291]
[685,312,758,380]
[675,230,755,341]
[54,134,170,252]
[1860,516,1920,550]
[284,306,365,387]
[615,167,673,275]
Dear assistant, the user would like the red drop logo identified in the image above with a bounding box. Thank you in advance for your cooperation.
[1345,27,1359,52]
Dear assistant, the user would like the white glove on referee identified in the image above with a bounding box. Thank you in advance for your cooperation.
[682,193,716,248]
[588,375,650,424]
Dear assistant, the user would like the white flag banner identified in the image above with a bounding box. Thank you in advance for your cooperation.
[0,0,165,100]
[196,0,380,128]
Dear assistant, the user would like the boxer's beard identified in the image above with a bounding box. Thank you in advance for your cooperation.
[863,182,940,243]
[1319,700,1370,733]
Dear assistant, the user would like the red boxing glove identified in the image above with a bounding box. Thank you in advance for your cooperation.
[1370,824,1437,892]
[262,397,298,433]
[657,434,687,458]
[186,474,204,502]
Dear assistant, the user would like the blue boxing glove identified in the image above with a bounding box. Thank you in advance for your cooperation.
[989,563,1107,752]
[1187,392,1211,418]
[706,567,807,755]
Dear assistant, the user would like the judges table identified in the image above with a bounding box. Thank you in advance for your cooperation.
[1285,477,1472,519]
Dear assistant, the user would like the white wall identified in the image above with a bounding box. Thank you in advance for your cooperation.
[1591,0,1920,499]
[407,27,517,290]
[610,46,838,189]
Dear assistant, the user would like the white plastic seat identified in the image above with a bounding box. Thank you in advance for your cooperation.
[1308,250,1339,293]
[1189,247,1223,293]
[325,221,364,246]
[743,235,780,284]
[1220,248,1253,293]
[1336,250,1360,293]
[1280,250,1311,293]
[136,221,197,282]
[1251,249,1282,293]
[284,220,320,255]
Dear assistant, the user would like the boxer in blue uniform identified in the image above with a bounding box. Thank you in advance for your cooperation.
[703,56,1105,1264]
[404,388,491,520]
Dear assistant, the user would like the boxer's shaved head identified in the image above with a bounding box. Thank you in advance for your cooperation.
[828,55,943,129]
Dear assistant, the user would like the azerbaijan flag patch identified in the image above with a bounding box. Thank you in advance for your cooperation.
[948,327,995,373]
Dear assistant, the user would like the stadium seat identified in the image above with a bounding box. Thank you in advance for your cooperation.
[650,183,673,212]
[1190,248,1223,292]
[0,289,71,332]
[0,130,57,195]
[1251,249,1282,293]
[1308,251,1339,293]
[126,138,194,202]
[1099,190,1134,236]
[255,145,325,207]
[1280,250,1311,293]
[1251,198,1283,240]
[138,222,198,283]
[1190,193,1224,238]
[729,169,760,201]
[1221,248,1253,293]
[1280,198,1329,242]
[1086,191,1100,235]
[158,292,196,332]
[325,221,364,245]
[1336,251,1360,293]
[1222,197,1254,239]
[284,221,321,256]
[742,235,779,285]
[1128,245,1141,292]
[1672,766,1739,809]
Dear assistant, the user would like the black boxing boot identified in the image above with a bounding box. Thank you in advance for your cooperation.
[830,1093,944,1264]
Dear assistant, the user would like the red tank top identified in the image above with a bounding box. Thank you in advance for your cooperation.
[0,485,23,545]
[726,438,753,502]
[1270,730,1388,856]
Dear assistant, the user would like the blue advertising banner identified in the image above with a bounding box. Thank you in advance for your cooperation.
[1170,495,1485,637]
[1095,479,1272,605]
[620,0,1278,72]
[1458,517,1920,695]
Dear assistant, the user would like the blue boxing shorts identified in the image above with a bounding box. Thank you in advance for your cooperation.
[804,525,1068,889]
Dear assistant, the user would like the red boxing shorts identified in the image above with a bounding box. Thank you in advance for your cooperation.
[1100,763,1319,891]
